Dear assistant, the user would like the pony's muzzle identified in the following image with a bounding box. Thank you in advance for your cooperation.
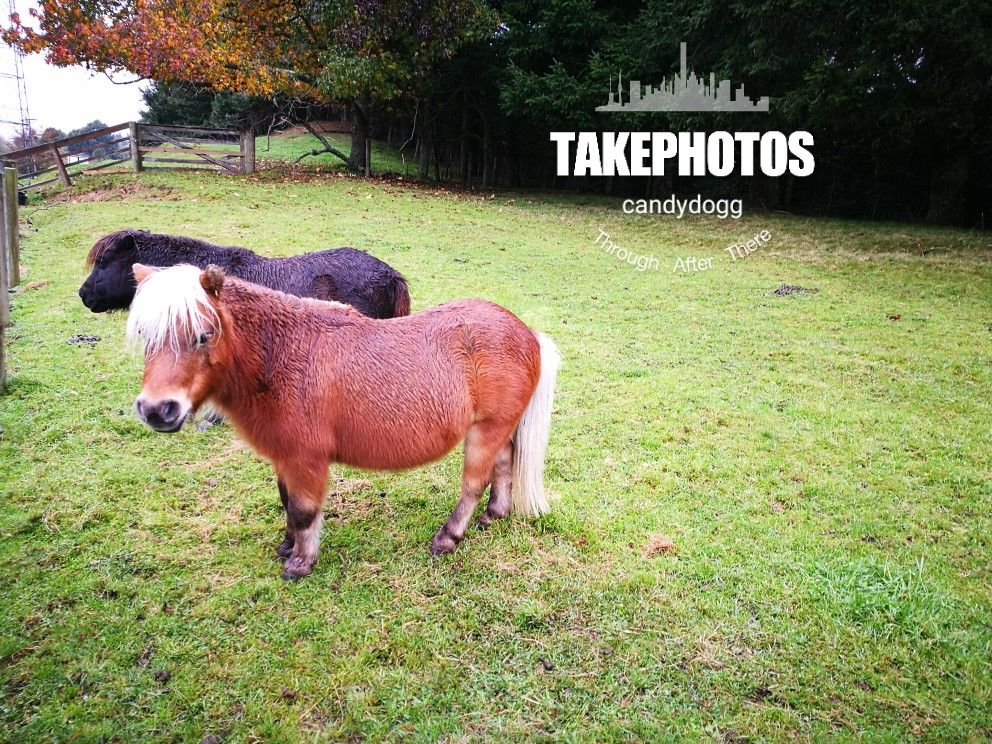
[78,284,97,311]
[135,396,188,433]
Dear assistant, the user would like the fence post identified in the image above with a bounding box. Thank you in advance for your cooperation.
[130,122,143,173]
[241,129,255,174]
[0,168,8,393]
[49,144,71,186]
[3,165,18,287]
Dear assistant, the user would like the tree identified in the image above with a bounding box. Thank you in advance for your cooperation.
[4,0,494,173]
[582,0,992,222]
[140,81,278,131]
[40,127,66,142]
[64,120,115,156]
[140,81,216,127]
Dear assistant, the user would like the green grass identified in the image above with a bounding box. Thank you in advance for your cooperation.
[2,165,992,742]
[256,130,411,175]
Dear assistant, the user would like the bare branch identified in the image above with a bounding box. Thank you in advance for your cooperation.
[399,99,418,152]
[102,70,146,85]
[298,120,355,170]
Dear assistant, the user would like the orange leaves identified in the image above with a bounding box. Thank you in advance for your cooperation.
[3,0,310,95]
[6,0,489,103]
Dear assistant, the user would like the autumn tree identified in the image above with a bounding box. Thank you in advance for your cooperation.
[4,0,493,172]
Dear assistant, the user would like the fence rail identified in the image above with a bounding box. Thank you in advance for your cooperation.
[2,121,255,193]
[0,122,257,391]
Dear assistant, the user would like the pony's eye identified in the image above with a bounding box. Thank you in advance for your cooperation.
[195,332,211,347]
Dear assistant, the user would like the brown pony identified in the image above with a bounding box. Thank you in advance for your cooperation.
[126,263,561,580]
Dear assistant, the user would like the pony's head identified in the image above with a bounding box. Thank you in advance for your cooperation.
[127,263,228,433]
[80,230,146,312]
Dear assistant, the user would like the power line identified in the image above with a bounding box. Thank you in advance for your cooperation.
[7,0,33,144]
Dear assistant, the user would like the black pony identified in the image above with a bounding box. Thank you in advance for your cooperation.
[79,229,411,318]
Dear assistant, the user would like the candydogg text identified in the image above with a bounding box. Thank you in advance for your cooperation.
[550,131,814,178]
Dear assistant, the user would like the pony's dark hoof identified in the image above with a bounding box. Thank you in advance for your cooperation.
[276,539,294,559]
[476,508,508,530]
[282,555,314,580]
[429,530,459,556]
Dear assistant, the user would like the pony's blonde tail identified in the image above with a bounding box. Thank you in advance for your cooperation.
[511,332,562,517]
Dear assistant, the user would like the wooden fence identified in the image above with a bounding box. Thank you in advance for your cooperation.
[3,122,255,192]
[0,164,19,392]
[0,122,257,390]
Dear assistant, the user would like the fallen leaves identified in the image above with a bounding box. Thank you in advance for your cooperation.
[644,534,676,557]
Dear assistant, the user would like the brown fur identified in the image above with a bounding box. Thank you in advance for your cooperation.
[135,266,543,579]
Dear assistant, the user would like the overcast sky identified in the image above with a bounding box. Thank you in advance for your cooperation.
[1,0,147,139]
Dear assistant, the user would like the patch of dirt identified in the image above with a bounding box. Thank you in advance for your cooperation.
[773,284,819,296]
[251,161,505,202]
[748,685,774,703]
[333,478,372,494]
[47,182,179,204]
[67,334,100,346]
[14,280,48,293]
[644,534,676,557]
[324,479,379,526]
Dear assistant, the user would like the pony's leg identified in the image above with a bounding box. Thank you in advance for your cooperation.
[430,423,512,555]
[477,441,513,529]
[276,479,294,558]
[196,409,226,432]
[277,462,328,581]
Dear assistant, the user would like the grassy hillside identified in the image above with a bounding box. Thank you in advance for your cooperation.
[1,168,991,742]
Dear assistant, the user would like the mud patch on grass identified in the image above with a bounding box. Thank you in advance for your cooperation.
[773,284,819,296]
[47,182,179,204]
[67,334,100,346]
[644,534,676,557]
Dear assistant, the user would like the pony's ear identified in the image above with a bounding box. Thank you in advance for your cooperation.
[132,263,158,286]
[200,264,225,297]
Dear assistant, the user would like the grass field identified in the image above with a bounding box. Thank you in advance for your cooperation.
[1,162,991,742]
[256,131,411,175]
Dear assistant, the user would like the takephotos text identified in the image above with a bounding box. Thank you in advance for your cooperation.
[550,131,814,178]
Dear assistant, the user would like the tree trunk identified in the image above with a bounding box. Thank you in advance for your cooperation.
[460,89,470,185]
[349,91,371,174]
[749,174,782,210]
[481,113,494,188]
[418,97,432,180]
[926,151,969,224]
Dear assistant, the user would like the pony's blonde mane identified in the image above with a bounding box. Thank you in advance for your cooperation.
[125,264,219,354]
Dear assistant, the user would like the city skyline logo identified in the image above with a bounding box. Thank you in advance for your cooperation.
[596,42,770,113]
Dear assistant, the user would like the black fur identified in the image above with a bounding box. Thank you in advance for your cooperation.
[79,229,411,318]
[286,500,319,531]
